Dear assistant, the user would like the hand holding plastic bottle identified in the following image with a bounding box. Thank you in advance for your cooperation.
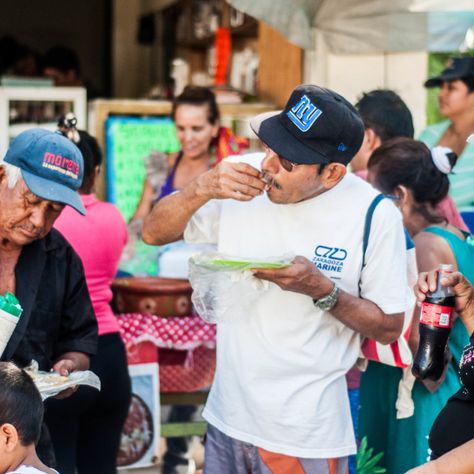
[412,264,457,381]
[416,269,474,335]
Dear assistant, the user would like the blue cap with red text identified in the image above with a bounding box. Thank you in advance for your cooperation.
[4,128,85,215]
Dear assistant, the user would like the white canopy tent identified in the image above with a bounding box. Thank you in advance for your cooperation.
[227,0,474,52]
[226,0,474,134]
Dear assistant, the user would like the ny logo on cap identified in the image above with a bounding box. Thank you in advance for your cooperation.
[287,95,323,132]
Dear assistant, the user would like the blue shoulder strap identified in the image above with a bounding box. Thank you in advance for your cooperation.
[360,194,413,296]
[362,194,385,268]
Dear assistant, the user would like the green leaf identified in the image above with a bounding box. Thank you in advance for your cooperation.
[205,258,291,269]
[356,436,386,474]
[356,437,368,468]
[362,451,384,471]
[357,449,370,470]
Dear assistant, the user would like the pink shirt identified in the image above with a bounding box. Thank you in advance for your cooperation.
[54,194,128,335]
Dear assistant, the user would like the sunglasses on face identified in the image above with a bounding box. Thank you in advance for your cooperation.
[278,156,299,172]
[263,143,299,172]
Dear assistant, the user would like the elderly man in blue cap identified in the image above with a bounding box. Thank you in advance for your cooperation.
[0,128,98,465]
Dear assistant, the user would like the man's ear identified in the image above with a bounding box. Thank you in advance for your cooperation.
[365,128,382,153]
[0,423,19,452]
[320,163,346,189]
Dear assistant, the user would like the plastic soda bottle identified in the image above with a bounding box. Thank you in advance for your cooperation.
[412,264,455,381]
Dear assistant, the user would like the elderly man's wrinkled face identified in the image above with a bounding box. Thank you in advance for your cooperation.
[0,171,64,248]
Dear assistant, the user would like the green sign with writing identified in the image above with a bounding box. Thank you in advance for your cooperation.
[105,116,180,222]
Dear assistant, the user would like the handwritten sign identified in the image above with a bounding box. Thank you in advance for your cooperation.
[105,116,180,221]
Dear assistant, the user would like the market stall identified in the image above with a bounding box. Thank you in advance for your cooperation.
[113,278,217,469]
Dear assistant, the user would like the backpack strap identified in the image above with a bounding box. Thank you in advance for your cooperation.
[362,194,385,268]
[359,194,385,295]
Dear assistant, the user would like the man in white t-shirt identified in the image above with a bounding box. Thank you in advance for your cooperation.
[143,85,407,473]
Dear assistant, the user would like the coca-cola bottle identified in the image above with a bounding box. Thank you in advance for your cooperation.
[412,264,456,381]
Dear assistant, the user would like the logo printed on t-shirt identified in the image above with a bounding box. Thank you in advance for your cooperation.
[312,245,347,274]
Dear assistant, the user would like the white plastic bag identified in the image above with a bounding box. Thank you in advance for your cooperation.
[25,360,101,401]
[188,252,293,324]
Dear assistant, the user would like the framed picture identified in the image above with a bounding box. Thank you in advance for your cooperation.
[117,362,160,469]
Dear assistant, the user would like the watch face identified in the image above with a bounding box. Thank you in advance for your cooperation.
[314,286,339,311]
[320,300,333,311]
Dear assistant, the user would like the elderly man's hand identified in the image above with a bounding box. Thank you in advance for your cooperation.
[252,256,334,300]
[196,161,266,202]
[52,352,90,400]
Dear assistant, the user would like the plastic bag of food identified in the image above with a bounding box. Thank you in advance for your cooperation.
[188,252,293,324]
[25,360,101,401]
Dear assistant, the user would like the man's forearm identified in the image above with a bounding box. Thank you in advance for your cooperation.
[142,179,209,245]
[330,289,403,344]
[252,258,404,344]
[142,161,266,245]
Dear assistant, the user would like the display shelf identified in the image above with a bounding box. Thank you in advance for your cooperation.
[176,15,258,49]
[0,86,87,157]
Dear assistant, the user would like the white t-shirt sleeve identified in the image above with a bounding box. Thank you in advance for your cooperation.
[359,199,408,315]
[183,199,222,245]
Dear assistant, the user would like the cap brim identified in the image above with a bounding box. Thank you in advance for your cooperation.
[424,72,464,88]
[250,111,328,165]
[21,169,86,215]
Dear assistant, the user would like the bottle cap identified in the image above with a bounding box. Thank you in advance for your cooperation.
[438,264,453,273]
[0,292,22,318]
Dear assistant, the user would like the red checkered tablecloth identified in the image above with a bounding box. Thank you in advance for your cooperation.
[117,313,216,350]
[116,313,216,392]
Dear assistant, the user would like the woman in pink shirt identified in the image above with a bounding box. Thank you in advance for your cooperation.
[46,130,131,474]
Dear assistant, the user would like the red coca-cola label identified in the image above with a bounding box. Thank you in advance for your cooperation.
[420,302,454,328]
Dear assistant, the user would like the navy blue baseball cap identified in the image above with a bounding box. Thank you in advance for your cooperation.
[250,85,364,166]
[425,57,474,88]
[4,128,85,214]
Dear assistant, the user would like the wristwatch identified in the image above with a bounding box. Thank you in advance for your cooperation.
[313,284,340,311]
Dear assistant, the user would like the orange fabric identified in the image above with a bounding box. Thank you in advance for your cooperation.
[211,126,249,166]
[327,458,349,474]
[327,458,338,474]
[257,448,306,474]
